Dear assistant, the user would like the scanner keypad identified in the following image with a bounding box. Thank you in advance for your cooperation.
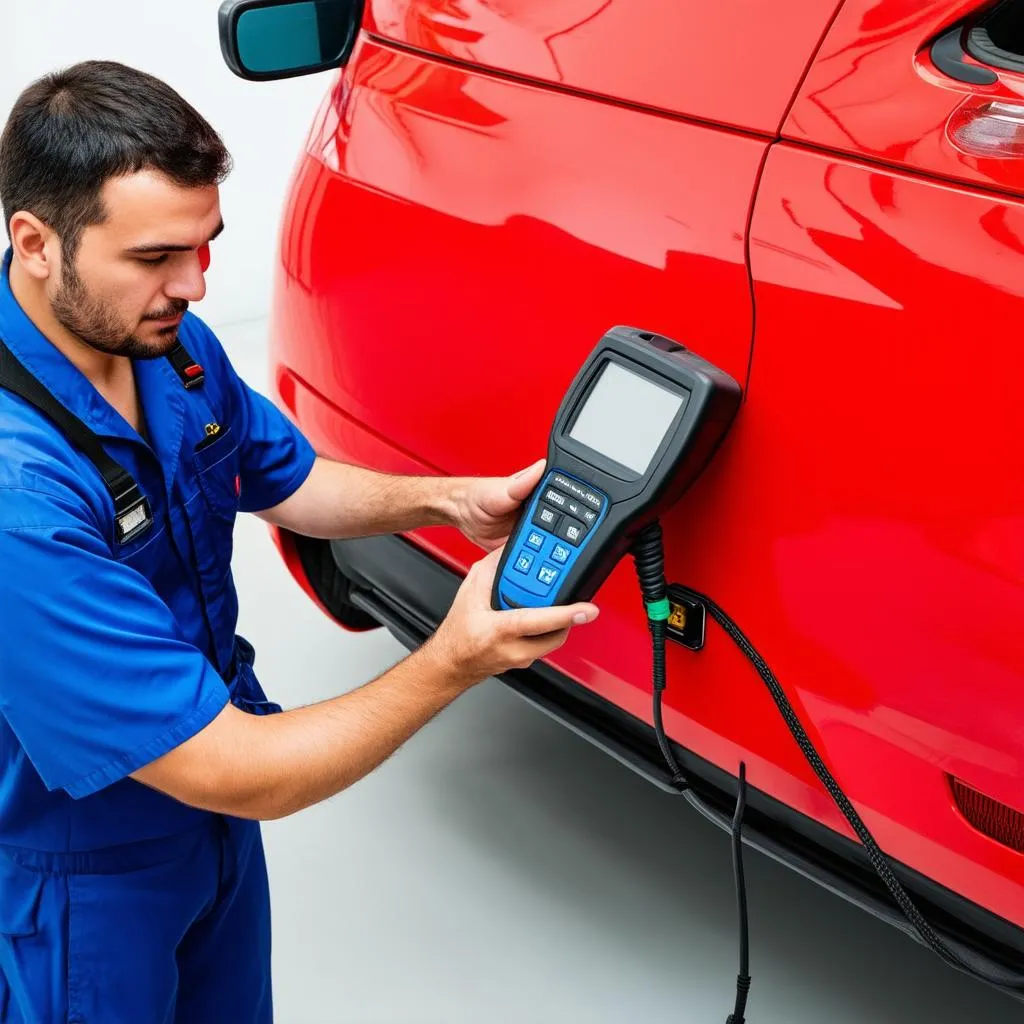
[509,472,607,595]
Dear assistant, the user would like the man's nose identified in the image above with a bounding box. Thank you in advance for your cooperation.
[165,255,207,303]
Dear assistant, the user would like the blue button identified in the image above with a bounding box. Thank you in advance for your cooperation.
[525,531,545,551]
[514,552,534,574]
[551,544,570,564]
[537,564,560,587]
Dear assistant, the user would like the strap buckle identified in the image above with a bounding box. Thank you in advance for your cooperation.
[181,363,205,389]
[113,484,153,544]
[167,342,205,389]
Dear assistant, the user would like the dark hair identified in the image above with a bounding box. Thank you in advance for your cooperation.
[0,60,232,256]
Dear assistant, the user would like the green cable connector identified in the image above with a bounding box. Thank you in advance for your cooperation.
[646,597,672,621]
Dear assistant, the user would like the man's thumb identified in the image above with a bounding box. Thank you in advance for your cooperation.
[508,458,545,497]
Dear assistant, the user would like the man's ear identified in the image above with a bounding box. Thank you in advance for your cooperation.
[9,211,57,282]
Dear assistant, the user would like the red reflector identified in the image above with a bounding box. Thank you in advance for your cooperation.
[234,475,240,496]
[185,364,203,378]
[950,777,1024,854]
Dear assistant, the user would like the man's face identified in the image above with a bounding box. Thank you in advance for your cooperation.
[49,170,222,359]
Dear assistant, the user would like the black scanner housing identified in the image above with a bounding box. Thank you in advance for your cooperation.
[491,326,742,609]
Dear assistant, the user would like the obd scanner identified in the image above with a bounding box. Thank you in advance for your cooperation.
[492,326,742,611]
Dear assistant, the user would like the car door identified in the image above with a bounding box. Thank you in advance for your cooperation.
[741,0,1024,931]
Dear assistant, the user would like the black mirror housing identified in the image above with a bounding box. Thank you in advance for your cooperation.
[219,0,362,82]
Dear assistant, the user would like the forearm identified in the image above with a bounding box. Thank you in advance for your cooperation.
[135,640,478,820]
[236,643,474,818]
[262,457,468,540]
[134,545,600,820]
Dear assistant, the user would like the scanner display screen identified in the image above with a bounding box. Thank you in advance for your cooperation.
[568,361,687,474]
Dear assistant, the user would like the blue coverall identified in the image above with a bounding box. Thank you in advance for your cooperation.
[0,248,317,1022]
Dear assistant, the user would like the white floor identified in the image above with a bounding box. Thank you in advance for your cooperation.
[220,319,1022,1023]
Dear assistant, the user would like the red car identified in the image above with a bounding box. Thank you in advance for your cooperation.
[220,0,1024,999]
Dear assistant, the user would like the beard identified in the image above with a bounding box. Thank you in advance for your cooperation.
[51,258,188,360]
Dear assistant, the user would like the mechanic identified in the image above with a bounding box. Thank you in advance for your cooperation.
[0,61,599,1023]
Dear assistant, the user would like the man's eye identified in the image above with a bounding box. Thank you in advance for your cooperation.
[137,254,169,265]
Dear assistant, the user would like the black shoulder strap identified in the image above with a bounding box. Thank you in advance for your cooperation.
[0,338,152,544]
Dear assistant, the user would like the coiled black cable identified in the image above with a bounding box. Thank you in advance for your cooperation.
[632,520,1024,1011]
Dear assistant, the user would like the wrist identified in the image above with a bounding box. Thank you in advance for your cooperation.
[418,629,480,695]
[433,475,467,529]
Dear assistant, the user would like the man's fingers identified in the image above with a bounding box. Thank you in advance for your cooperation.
[501,602,599,637]
[515,629,571,663]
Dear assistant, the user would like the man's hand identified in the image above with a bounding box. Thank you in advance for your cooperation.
[450,458,546,551]
[425,545,600,685]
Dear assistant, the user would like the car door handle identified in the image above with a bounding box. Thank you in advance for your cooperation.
[931,24,999,85]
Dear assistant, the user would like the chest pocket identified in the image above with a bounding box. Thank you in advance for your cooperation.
[186,426,241,598]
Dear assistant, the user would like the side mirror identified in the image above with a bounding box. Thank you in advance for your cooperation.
[219,0,362,81]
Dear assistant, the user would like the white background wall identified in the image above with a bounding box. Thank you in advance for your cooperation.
[3,0,329,328]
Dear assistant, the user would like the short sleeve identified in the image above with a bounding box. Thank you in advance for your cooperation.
[0,489,229,799]
[233,381,317,514]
